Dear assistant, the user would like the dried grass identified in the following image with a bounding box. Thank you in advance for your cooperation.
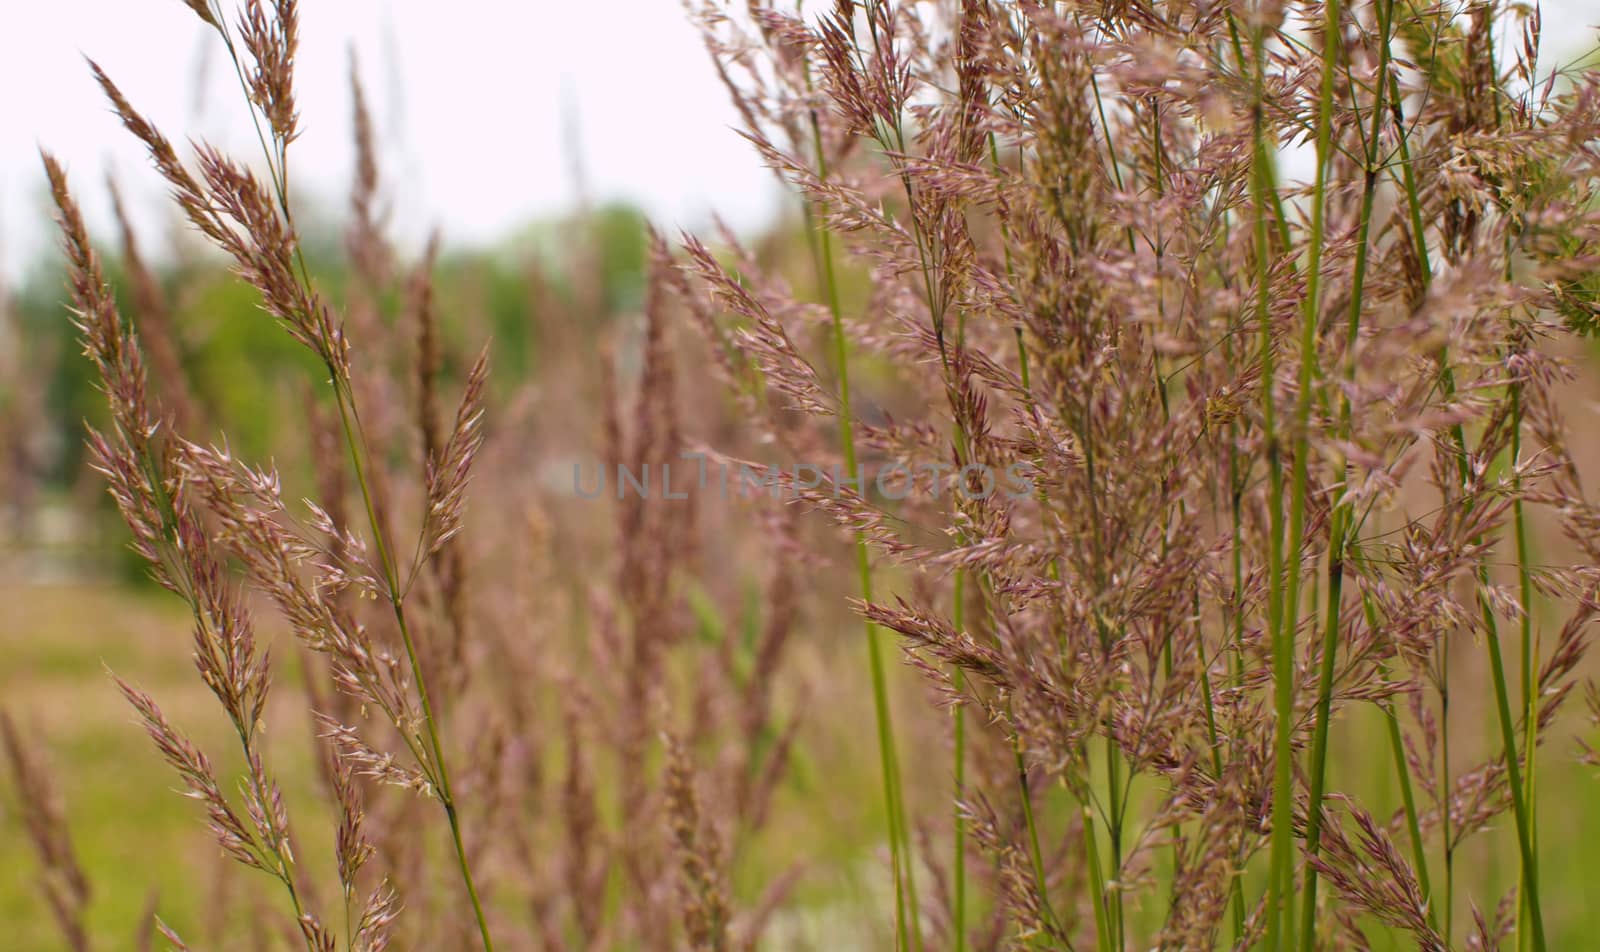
[9,1,1600,950]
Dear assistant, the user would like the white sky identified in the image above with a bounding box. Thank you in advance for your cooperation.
[0,1,783,281]
[3,2,1596,283]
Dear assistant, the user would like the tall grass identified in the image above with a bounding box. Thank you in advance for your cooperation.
[688,1,1600,949]
[8,0,1600,949]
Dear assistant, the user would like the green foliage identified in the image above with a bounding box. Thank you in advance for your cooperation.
[17,201,657,491]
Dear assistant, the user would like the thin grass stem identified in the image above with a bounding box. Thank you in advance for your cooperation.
[1245,10,1296,948]
[803,100,918,948]
[1300,1,1392,939]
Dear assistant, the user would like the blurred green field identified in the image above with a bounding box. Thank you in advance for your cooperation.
[0,582,317,946]
[0,579,901,948]
[5,577,1599,949]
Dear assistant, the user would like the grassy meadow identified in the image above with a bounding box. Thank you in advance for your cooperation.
[7,578,1600,947]
[5,1,1600,950]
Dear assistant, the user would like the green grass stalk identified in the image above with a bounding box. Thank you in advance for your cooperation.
[203,13,495,942]
[1082,805,1114,952]
[1380,45,1545,945]
[1246,11,1295,948]
[330,382,494,951]
[802,105,918,948]
[1513,381,1540,952]
[953,570,968,952]
[984,131,1067,940]
[1299,0,1392,941]
[1362,592,1438,932]
[1479,582,1546,950]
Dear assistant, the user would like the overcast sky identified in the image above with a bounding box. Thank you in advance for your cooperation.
[0,1,782,281]
[3,2,1596,283]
